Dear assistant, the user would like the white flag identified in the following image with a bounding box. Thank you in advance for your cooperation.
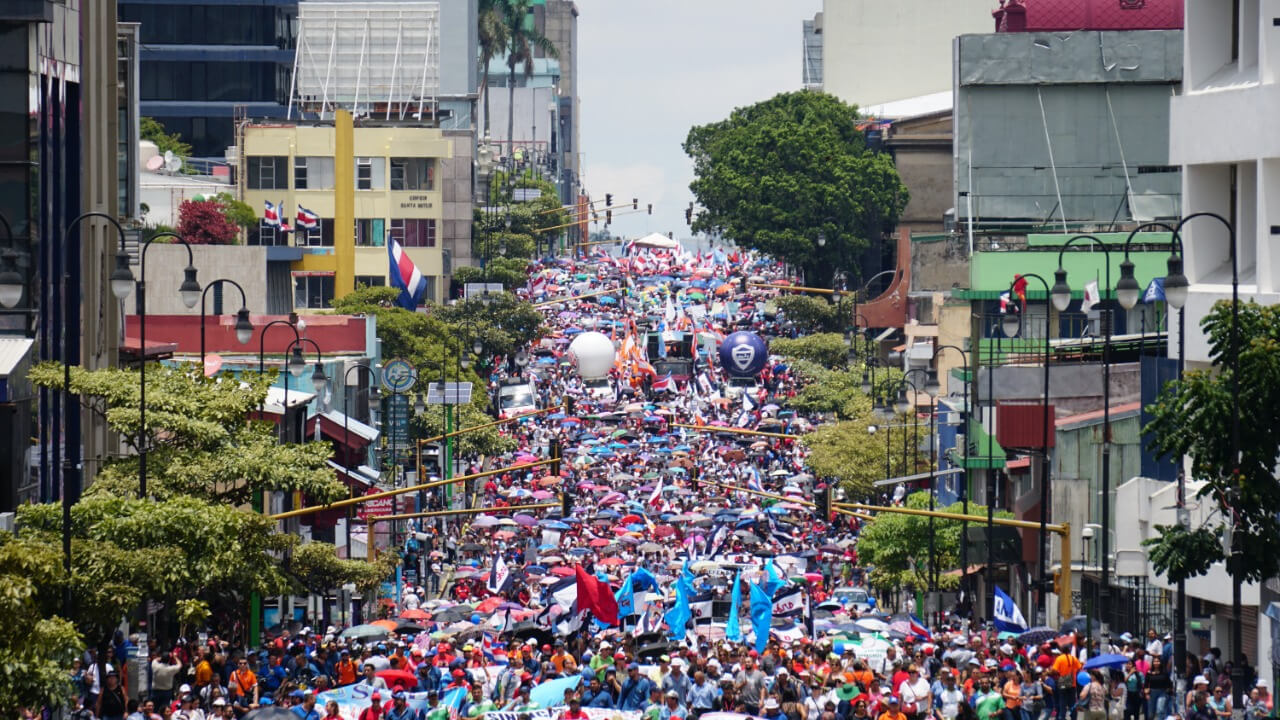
[487,553,511,594]
[1082,280,1100,313]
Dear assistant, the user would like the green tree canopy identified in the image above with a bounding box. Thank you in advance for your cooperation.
[434,291,545,358]
[27,363,344,506]
[771,333,850,369]
[1144,300,1280,583]
[773,295,842,334]
[684,91,908,287]
[856,491,1010,593]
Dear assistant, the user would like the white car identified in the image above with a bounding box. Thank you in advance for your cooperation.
[583,378,615,403]
[724,376,762,400]
[497,381,538,418]
[832,586,876,614]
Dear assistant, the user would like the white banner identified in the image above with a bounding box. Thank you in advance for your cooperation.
[487,709,641,720]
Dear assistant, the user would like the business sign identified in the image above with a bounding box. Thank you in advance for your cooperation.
[357,488,394,521]
[381,358,416,393]
[385,393,411,445]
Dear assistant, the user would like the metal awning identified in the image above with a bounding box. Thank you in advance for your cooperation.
[327,460,380,487]
[0,337,33,403]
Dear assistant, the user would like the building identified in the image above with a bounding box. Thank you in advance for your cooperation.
[954,29,1184,231]
[534,0,580,204]
[1164,0,1280,688]
[0,0,123,510]
[820,0,992,108]
[118,0,298,157]
[802,12,822,90]
[239,117,456,308]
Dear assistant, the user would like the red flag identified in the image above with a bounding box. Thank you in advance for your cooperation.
[574,564,619,625]
[1013,274,1028,306]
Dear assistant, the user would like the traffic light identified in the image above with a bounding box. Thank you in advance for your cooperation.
[685,204,693,225]
[606,210,612,225]
[605,193,613,207]
[1053,570,1064,597]
[632,198,638,210]
[816,484,830,519]
[564,396,575,416]
[739,275,748,294]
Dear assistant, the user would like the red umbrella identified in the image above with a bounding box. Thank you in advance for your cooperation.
[399,608,430,620]
[653,525,677,538]
[376,669,417,691]
[619,514,643,524]
[550,566,575,577]
[589,538,611,547]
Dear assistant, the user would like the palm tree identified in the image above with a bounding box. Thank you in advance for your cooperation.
[501,0,559,161]
[477,0,509,138]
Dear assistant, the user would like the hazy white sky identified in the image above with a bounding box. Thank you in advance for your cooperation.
[576,0,823,242]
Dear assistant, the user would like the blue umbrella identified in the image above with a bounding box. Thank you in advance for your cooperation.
[1083,654,1129,670]
[548,412,566,420]
[540,520,571,530]
[598,296,618,305]
[529,676,582,709]
[525,564,549,574]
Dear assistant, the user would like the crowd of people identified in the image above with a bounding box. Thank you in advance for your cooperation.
[57,245,1274,720]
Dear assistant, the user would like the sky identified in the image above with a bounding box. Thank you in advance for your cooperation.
[575,0,823,243]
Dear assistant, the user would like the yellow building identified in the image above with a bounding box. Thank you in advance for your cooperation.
[239,112,453,307]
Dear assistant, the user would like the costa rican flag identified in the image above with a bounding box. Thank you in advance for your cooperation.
[388,237,428,310]
[651,373,672,392]
[263,200,280,226]
[296,205,320,230]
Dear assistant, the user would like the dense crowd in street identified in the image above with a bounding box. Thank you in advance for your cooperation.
[59,245,1275,720]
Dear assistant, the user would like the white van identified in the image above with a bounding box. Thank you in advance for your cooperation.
[497,381,539,418]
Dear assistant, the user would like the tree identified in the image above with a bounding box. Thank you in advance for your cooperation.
[411,403,517,458]
[684,92,908,287]
[213,192,257,232]
[28,363,346,507]
[0,535,83,717]
[773,295,841,334]
[501,0,559,159]
[856,491,1011,593]
[434,291,545,358]
[1144,300,1280,584]
[141,117,193,163]
[477,0,510,138]
[454,258,527,292]
[484,169,569,255]
[291,542,398,598]
[771,333,849,369]
[803,417,922,500]
[177,198,239,245]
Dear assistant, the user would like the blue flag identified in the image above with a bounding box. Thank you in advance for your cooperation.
[762,559,783,597]
[725,570,743,642]
[749,576,773,653]
[664,561,695,641]
[615,567,658,618]
[993,586,1028,633]
[1142,276,1165,304]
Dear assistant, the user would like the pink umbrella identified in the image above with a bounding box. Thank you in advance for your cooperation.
[515,453,538,463]
[532,490,554,500]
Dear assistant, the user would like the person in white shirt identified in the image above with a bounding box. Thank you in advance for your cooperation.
[899,665,932,720]
[1145,629,1164,658]
[935,670,965,720]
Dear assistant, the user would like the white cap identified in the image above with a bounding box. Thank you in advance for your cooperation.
[302,626,312,635]
[179,684,192,693]
[212,699,227,707]
[999,644,1014,655]
[1258,679,1269,689]
[1193,676,1209,686]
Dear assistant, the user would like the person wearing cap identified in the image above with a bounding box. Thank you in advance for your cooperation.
[1186,676,1211,716]
[505,684,539,712]
[1244,679,1272,719]
[877,695,909,720]
[211,698,233,720]
[760,696,785,720]
[620,663,655,711]
[358,691,385,720]
[292,690,320,720]
[580,675,616,709]
[641,684,666,720]
[560,693,589,720]
[664,658,691,704]
[386,690,418,720]
[660,689,689,720]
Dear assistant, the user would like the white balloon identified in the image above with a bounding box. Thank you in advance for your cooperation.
[567,331,616,379]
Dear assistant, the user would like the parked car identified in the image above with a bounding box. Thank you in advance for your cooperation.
[831,586,876,614]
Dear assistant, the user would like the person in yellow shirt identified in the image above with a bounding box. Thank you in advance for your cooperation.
[194,651,215,690]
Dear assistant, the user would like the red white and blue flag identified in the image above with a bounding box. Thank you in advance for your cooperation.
[263,200,279,226]
[296,205,319,230]
[388,236,427,310]
[651,373,673,392]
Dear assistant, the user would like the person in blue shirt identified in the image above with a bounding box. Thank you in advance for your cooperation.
[619,664,655,711]
[386,690,421,720]
[580,676,615,709]
[659,690,688,720]
[290,690,321,720]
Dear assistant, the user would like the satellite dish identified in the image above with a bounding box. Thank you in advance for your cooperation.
[145,155,164,171]
[164,151,181,173]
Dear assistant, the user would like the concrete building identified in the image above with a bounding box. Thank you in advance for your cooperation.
[0,0,124,510]
[820,0,992,108]
[954,29,1184,231]
[118,0,298,157]
[239,117,456,308]
[1169,1,1280,364]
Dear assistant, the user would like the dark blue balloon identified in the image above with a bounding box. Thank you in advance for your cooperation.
[719,331,768,377]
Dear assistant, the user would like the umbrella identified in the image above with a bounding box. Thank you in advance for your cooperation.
[1083,653,1129,670]
[399,608,430,621]
[340,624,390,640]
[377,669,418,690]
[1017,626,1059,646]
[243,708,297,720]
[473,516,500,528]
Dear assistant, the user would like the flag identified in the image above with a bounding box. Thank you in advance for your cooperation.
[1142,277,1165,304]
[263,200,280,226]
[664,560,695,641]
[547,575,578,611]
[999,291,1013,314]
[615,568,657,618]
[648,478,665,508]
[772,586,807,617]
[1012,274,1028,305]
[993,585,1028,633]
[726,570,744,642]
[689,591,714,622]
[574,564,619,626]
[749,575,773,653]
[633,603,662,636]
[1082,280,1100,313]
[487,553,511,594]
[651,373,672,392]
[296,205,319,229]
[706,523,730,559]
[388,237,428,311]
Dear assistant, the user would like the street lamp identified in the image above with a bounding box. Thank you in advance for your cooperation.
[1002,274,1055,622]
[341,364,379,568]
[199,279,254,366]
[113,231,203,500]
[931,344,972,611]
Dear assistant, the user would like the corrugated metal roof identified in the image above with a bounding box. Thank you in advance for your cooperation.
[0,337,33,378]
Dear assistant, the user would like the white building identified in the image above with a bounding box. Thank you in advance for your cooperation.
[1170,0,1280,363]
[820,0,992,107]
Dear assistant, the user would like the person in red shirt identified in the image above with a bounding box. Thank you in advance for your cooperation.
[560,695,589,720]
[358,692,385,720]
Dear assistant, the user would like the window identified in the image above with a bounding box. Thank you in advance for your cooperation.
[390,157,435,191]
[294,156,334,190]
[249,219,284,246]
[294,275,334,309]
[355,275,386,288]
[389,218,436,248]
[355,218,385,247]
[247,156,288,190]
[297,218,335,247]
[354,157,385,190]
